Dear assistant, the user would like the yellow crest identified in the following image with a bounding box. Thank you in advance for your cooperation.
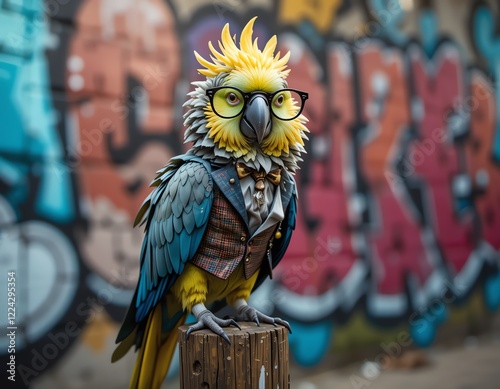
[194,17,290,84]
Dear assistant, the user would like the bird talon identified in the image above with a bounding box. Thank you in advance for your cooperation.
[186,310,238,343]
[273,317,292,333]
[221,333,231,345]
[186,321,204,339]
[236,305,292,332]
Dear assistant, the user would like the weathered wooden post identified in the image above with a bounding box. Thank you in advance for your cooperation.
[178,323,289,388]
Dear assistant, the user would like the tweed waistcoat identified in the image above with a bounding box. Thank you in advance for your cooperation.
[191,186,276,280]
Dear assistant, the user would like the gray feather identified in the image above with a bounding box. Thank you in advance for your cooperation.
[173,214,183,234]
[179,180,191,209]
[164,217,173,243]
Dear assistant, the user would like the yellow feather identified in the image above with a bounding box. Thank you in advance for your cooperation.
[152,316,186,388]
[173,262,260,308]
[210,41,229,65]
[111,328,137,363]
[262,35,277,57]
[275,51,291,71]
[194,51,218,76]
[194,17,291,80]
[261,114,307,157]
[129,308,157,389]
[239,17,255,54]
[138,307,161,389]
[127,302,187,389]
[253,37,259,52]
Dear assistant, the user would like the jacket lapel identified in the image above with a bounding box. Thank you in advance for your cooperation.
[211,164,250,227]
[279,169,295,213]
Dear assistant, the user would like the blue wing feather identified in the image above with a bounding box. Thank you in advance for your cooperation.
[131,155,214,323]
[182,209,195,234]
[166,235,181,273]
[165,216,174,242]
[173,213,184,234]
[156,245,167,277]
[193,201,210,227]
[179,230,192,262]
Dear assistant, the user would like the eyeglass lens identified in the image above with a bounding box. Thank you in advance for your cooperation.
[210,88,304,120]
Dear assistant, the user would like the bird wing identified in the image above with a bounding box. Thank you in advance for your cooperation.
[116,155,213,343]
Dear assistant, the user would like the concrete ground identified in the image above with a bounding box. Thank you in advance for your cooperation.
[290,332,500,389]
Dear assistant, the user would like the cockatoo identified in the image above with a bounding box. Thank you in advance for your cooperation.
[113,17,309,388]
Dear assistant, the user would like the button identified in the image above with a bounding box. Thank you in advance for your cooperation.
[245,257,250,263]
[240,236,246,243]
[229,178,235,184]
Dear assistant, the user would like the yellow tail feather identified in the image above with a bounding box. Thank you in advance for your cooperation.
[130,304,186,389]
[111,327,137,363]
[153,316,185,388]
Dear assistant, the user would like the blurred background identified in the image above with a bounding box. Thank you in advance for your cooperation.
[1,0,500,388]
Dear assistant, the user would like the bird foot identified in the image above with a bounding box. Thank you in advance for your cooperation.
[236,305,292,333]
[186,310,240,344]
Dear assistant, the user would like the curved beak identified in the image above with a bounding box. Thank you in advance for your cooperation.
[240,95,271,145]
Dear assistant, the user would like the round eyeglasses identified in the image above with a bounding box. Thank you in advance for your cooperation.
[206,87,308,121]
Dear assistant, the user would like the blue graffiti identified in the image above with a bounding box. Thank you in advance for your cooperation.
[288,320,334,366]
[471,3,500,161]
[367,0,409,46]
[0,2,73,223]
[409,315,437,348]
[484,272,500,312]
[419,8,439,57]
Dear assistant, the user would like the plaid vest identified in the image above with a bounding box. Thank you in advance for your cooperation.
[191,186,276,280]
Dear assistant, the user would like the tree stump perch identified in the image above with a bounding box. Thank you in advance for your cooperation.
[178,323,289,388]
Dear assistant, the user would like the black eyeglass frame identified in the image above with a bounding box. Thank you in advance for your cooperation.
[206,86,309,121]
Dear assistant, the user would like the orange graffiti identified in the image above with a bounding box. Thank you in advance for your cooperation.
[466,71,500,250]
[278,0,343,33]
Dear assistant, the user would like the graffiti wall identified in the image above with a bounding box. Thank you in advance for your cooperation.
[1,0,499,386]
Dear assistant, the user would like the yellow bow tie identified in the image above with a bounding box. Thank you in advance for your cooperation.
[236,163,282,191]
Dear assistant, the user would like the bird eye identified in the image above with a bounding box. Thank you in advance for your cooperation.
[273,93,285,107]
[226,92,240,106]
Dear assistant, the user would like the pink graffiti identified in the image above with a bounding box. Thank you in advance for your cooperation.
[409,44,475,275]
[357,43,432,298]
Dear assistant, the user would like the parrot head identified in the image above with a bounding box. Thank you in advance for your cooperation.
[184,17,309,172]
